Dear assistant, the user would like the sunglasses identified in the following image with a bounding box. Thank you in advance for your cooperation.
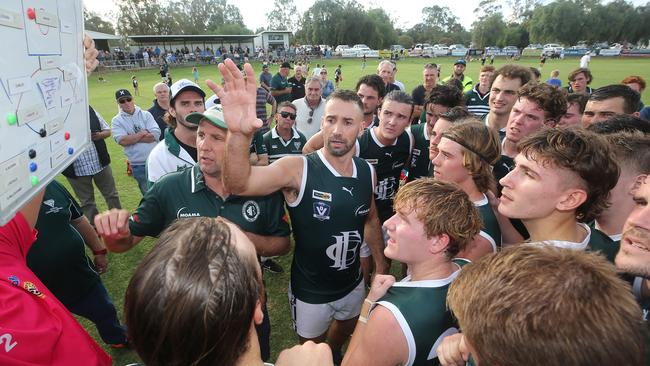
[118,98,133,104]
[307,109,314,124]
[280,111,297,120]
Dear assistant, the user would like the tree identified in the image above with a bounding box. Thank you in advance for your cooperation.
[528,0,585,45]
[472,13,506,47]
[266,0,299,32]
[398,34,414,48]
[474,0,502,21]
[83,9,115,34]
[507,0,540,22]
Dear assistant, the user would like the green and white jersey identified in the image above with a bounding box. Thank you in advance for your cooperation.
[263,127,307,164]
[407,123,431,182]
[465,86,490,118]
[129,165,290,238]
[357,127,413,223]
[373,258,470,366]
[482,113,506,141]
[529,223,617,263]
[287,150,374,304]
[475,194,501,251]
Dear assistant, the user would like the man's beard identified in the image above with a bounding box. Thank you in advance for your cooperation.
[617,226,650,278]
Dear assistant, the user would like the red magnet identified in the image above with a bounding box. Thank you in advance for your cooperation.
[27,8,36,20]
[64,132,70,140]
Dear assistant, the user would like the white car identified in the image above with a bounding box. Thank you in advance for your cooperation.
[543,43,564,56]
[334,45,349,56]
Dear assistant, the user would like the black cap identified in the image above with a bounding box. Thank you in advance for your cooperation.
[115,89,132,100]
[281,62,291,69]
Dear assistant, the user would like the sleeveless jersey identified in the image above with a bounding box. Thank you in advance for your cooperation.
[357,127,413,222]
[287,150,374,303]
[407,123,431,182]
[532,224,617,263]
[374,259,470,366]
[475,195,501,252]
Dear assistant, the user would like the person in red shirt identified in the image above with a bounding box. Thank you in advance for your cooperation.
[0,190,111,365]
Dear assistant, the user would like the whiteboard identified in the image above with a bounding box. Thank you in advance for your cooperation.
[0,0,89,225]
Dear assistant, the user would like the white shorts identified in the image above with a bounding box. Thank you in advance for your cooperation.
[359,227,389,258]
[288,280,365,339]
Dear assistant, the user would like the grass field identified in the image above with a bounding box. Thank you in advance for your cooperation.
[67,55,649,365]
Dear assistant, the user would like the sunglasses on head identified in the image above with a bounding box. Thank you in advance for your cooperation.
[280,111,297,120]
[119,98,133,104]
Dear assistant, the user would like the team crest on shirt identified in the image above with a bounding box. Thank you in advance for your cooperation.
[42,199,63,214]
[313,201,331,221]
[242,200,260,222]
[312,189,332,202]
[294,141,302,150]
[23,281,45,299]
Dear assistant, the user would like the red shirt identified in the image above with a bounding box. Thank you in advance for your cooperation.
[0,213,111,365]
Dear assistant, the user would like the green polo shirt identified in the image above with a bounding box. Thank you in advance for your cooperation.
[26,181,100,305]
[129,165,290,238]
[271,73,291,103]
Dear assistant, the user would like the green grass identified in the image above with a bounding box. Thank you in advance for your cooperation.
[66,55,649,365]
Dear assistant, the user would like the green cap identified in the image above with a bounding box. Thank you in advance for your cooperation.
[186,105,227,129]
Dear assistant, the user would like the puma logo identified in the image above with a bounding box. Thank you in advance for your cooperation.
[384,152,393,157]
[342,187,354,196]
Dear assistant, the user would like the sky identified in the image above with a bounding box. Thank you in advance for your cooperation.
[85,0,647,32]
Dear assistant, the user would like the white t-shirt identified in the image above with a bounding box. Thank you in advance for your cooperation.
[294,97,326,140]
[580,54,591,68]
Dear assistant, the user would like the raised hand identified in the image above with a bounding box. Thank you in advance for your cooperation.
[205,59,262,136]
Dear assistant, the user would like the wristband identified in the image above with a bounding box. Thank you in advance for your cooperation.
[93,248,108,256]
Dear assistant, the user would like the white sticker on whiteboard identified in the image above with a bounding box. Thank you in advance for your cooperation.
[35,10,59,28]
[37,76,60,110]
[39,56,60,70]
[8,77,31,95]
[60,21,72,34]
[60,88,73,107]
[0,7,23,29]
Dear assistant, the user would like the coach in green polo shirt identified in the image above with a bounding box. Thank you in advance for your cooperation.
[94,106,290,361]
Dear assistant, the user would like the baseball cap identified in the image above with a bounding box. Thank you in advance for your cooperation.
[454,59,466,66]
[281,62,291,69]
[115,89,132,100]
[262,63,269,69]
[185,105,227,129]
[170,79,206,104]
[205,94,220,110]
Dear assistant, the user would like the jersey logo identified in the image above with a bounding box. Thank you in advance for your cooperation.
[354,204,369,217]
[384,151,393,157]
[42,199,63,214]
[375,177,397,200]
[177,207,201,219]
[43,199,55,208]
[326,231,361,270]
[313,202,331,221]
[342,186,354,196]
[294,141,302,150]
[365,159,378,165]
[23,281,45,299]
[392,161,404,170]
[312,189,332,202]
[242,200,260,222]
[412,148,421,156]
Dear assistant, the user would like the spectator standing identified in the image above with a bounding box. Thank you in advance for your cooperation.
[111,88,160,195]
[147,82,171,140]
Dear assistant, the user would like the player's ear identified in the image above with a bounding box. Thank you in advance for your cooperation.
[557,188,587,212]
[253,299,264,325]
[430,234,450,255]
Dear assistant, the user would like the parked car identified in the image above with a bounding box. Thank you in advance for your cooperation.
[543,43,564,56]
[334,45,349,56]
[449,44,467,50]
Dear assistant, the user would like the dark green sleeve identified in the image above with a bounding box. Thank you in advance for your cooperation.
[129,186,166,237]
[53,181,84,221]
[263,192,291,237]
[256,130,269,155]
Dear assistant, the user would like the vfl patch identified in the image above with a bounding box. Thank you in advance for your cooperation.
[412,148,421,156]
[312,189,332,202]
[366,159,379,165]
[242,200,260,222]
[313,201,331,221]
[23,281,45,299]
[294,141,302,150]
